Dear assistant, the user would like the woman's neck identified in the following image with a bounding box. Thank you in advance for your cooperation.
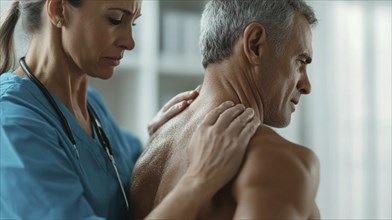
[14,33,92,136]
[25,33,89,113]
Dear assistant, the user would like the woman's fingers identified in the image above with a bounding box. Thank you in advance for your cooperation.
[213,104,247,132]
[148,100,188,135]
[239,116,261,146]
[185,102,261,197]
[200,101,235,126]
[162,90,199,112]
[195,85,202,93]
[226,108,256,134]
[148,88,200,136]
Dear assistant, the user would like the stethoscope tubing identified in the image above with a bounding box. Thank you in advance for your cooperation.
[19,57,129,210]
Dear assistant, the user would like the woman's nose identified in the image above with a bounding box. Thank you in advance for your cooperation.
[118,29,135,51]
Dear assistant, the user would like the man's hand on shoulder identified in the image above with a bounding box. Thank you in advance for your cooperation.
[232,133,320,219]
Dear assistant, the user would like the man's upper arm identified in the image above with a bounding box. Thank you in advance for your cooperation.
[232,143,320,219]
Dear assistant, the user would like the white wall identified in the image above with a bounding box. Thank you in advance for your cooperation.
[302,1,391,218]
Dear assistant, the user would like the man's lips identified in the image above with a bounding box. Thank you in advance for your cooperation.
[291,99,299,105]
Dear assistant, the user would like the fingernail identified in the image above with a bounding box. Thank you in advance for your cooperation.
[176,102,183,109]
[187,99,193,104]
[191,89,200,95]
[225,101,234,106]
[237,104,245,110]
[256,118,262,126]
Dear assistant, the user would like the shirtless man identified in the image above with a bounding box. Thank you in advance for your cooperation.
[131,0,320,219]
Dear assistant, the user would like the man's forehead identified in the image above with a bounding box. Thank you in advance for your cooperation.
[292,14,313,57]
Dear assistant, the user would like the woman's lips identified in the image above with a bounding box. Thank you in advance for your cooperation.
[103,57,121,66]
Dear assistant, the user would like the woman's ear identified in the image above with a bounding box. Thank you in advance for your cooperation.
[46,0,65,28]
[243,23,267,65]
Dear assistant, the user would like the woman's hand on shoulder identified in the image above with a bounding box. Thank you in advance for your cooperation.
[184,101,261,199]
[147,85,201,136]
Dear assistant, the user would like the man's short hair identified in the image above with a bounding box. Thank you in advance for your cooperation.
[200,0,318,68]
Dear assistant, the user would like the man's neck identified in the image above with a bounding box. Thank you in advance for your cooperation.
[192,60,264,122]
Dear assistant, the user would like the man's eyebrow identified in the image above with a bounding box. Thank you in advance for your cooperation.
[299,53,312,64]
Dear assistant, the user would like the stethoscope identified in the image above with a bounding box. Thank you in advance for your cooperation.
[19,57,129,210]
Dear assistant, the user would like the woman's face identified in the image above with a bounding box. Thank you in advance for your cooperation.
[61,0,141,79]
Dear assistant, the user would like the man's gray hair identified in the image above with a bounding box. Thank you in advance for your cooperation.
[199,0,317,68]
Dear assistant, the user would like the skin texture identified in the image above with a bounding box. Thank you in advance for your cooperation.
[11,0,261,217]
[131,13,320,219]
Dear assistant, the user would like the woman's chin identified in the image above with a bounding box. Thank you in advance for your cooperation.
[90,69,115,80]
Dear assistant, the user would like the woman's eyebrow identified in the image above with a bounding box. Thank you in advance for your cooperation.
[108,8,133,15]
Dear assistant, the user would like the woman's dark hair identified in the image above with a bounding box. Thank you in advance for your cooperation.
[0,0,82,73]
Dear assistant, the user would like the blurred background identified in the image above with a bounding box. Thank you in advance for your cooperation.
[1,0,391,219]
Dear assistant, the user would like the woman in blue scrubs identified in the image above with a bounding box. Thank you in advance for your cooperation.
[0,0,260,219]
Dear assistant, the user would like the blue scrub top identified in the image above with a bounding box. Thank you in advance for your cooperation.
[0,72,143,219]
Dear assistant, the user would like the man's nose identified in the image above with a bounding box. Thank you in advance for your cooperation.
[298,73,312,95]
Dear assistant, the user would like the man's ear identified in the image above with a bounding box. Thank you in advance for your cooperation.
[46,0,65,28]
[243,23,267,65]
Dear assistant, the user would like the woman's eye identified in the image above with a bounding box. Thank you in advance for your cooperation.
[109,18,122,25]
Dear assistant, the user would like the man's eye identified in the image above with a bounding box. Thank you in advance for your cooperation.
[109,18,122,25]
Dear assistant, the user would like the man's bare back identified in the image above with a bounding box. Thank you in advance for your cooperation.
[130,102,320,219]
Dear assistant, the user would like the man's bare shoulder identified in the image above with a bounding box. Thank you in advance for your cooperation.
[236,125,319,184]
[232,126,320,217]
